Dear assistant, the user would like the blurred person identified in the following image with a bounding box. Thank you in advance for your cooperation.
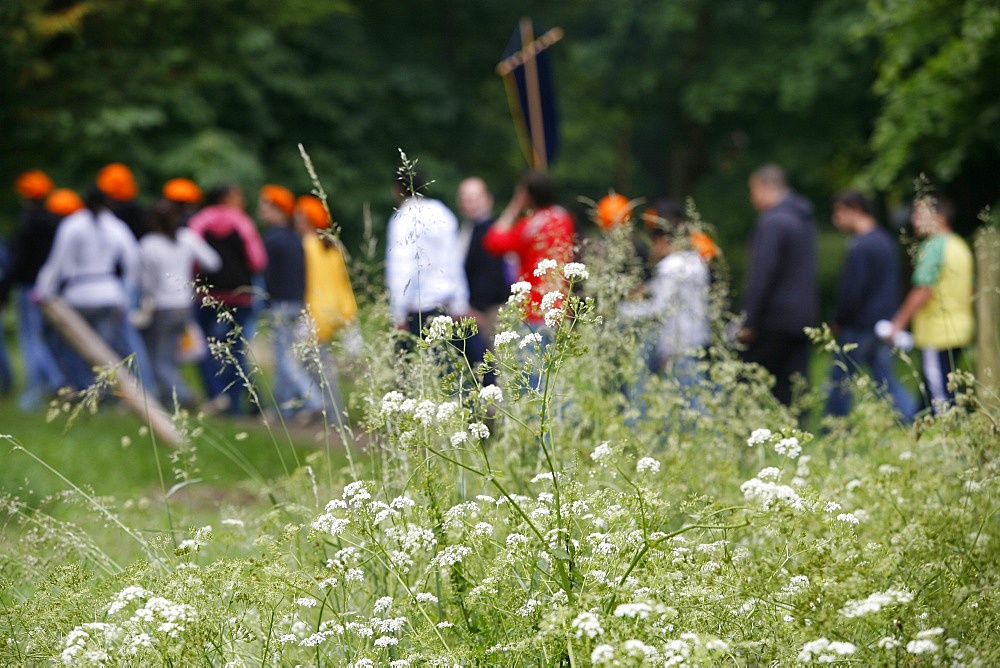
[294,194,358,423]
[457,177,511,345]
[619,210,710,405]
[739,164,819,406]
[189,183,268,415]
[162,177,203,225]
[1,172,68,408]
[483,170,576,329]
[34,187,143,391]
[259,184,315,419]
[884,194,974,411]
[97,162,148,239]
[825,189,918,422]
[137,198,221,408]
[386,169,490,384]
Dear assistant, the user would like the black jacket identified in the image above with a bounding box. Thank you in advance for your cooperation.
[742,192,819,334]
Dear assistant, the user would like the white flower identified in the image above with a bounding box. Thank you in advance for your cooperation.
[774,437,802,459]
[373,596,394,614]
[797,638,856,663]
[533,259,558,276]
[511,280,533,296]
[436,401,459,422]
[839,589,913,618]
[374,635,399,648]
[432,545,472,566]
[312,514,350,537]
[571,611,604,639]
[614,602,653,619]
[758,467,781,481]
[563,262,589,281]
[479,385,503,404]
[906,639,939,654]
[591,441,613,463]
[836,513,860,525]
[345,568,365,582]
[473,522,494,536]
[544,308,564,328]
[540,291,563,312]
[295,597,318,608]
[519,332,542,349]
[877,636,902,650]
[824,501,842,512]
[494,330,519,346]
[425,315,454,342]
[747,428,773,447]
[591,644,615,665]
[416,592,439,603]
[636,457,661,474]
[468,422,490,439]
[380,391,407,416]
[450,431,468,446]
[413,400,437,425]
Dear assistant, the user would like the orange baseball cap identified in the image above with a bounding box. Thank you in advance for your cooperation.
[45,188,85,217]
[96,162,138,201]
[163,177,202,204]
[596,193,633,229]
[260,184,295,216]
[296,194,330,229]
[15,170,55,200]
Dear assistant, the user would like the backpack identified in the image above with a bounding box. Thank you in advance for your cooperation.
[201,230,252,292]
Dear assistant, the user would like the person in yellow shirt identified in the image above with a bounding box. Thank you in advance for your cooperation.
[886,195,974,411]
[293,195,358,425]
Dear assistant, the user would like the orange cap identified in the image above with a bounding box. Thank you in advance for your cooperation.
[690,231,720,262]
[162,177,202,204]
[96,162,138,201]
[296,194,330,229]
[45,188,85,217]
[596,193,633,229]
[15,170,55,200]
[260,184,295,217]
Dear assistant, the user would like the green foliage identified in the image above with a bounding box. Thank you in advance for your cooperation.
[1,242,999,665]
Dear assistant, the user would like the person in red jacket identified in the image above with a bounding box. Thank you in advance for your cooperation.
[483,171,575,328]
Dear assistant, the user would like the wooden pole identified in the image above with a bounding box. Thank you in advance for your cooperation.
[41,297,183,447]
[520,17,547,170]
[975,227,1000,411]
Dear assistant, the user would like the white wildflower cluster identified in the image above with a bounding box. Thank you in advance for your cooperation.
[782,575,810,596]
[519,332,543,349]
[591,441,614,465]
[424,315,454,342]
[636,457,661,474]
[747,428,773,447]
[774,436,802,459]
[906,629,946,655]
[540,290,563,312]
[533,258,558,276]
[479,385,503,405]
[562,262,589,281]
[431,545,472,567]
[468,422,490,439]
[494,330,520,347]
[836,512,860,525]
[571,611,604,639]
[740,476,808,511]
[839,588,913,618]
[507,280,533,307]
[797,638,857,663]
[177,525,213,554]
[61,623,120,664]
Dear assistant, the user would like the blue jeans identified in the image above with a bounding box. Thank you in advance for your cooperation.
[15,289,66,408]
[825,328,918,423]
[141,308,195,407]
[267,302,320,416]
[197,301,253,414]
[64,306,137,391]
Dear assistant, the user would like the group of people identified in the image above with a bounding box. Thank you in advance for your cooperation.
[739,164,975,420]
[0,165,357,424]
[0,160,977,428]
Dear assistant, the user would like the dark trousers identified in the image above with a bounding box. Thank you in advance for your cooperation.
[741,330,811,406]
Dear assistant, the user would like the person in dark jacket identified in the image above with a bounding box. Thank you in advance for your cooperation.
[457,177,511,345]
[738,164,819,406]
[825,190,917,422]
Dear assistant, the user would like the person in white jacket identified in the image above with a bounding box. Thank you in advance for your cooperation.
[35,188,143,390]
[137,198,222,408]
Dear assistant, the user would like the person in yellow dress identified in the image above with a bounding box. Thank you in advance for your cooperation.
[293,194,359,425]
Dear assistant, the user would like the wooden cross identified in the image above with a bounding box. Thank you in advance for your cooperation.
[496,18,564,170]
